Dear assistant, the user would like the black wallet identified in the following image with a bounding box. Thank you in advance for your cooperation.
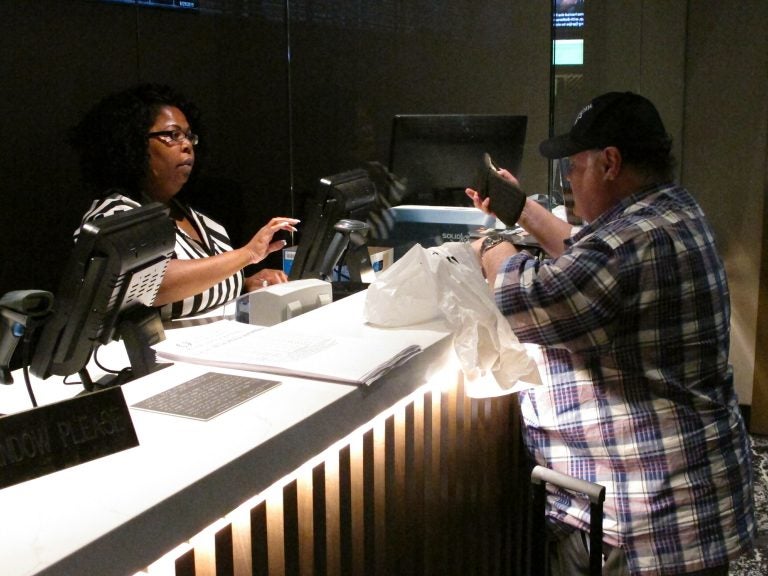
[475,153,526,225]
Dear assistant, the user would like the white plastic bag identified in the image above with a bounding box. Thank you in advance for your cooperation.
[362,243,443,326]
[364,242,541,397]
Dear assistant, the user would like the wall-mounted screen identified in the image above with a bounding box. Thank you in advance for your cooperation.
[553,0,585,66]
[97,0,199,11]
[553,39,584,66]
[554,0,584,29]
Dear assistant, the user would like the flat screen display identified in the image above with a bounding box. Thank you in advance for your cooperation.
[30,203,175,388]
[388,114,528,206]
[554,39,584,66]
[288,169,376,282]
[97,0,199,11]
[553,0,584,29]
[553,0,584,66]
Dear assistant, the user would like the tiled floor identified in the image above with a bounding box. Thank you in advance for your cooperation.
[730,434,767,575]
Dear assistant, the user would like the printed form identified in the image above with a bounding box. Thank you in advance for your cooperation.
[153,320,427,386]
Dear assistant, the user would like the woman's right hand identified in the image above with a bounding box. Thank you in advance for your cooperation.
[244,217,300,264]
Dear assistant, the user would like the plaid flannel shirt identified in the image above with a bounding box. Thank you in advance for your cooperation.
[496,183,755,575]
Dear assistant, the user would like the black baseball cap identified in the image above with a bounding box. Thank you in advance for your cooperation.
[539,92,669,159]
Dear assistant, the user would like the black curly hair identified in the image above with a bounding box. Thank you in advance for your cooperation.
[69,83,203,201]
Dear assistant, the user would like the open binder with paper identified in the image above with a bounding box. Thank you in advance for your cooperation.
[152,320,423,386]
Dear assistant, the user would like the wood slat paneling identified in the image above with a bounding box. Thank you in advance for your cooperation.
[154,376,528,576]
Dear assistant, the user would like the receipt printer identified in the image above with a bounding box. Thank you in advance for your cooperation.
[235,278,333,326]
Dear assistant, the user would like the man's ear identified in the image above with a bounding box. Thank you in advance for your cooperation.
[602,146,622,180]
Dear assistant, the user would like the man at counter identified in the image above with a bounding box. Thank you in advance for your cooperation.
[466,92,755,575]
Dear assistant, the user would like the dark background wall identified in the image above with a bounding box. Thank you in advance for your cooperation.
[0,0,551,296]
[2,1,766,422]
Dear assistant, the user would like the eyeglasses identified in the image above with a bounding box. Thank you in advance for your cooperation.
[147,129,199,146]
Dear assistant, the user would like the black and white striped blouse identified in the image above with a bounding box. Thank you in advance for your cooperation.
[79,192,244,318]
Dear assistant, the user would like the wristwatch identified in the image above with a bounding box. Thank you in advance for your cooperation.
[480,235,507,257]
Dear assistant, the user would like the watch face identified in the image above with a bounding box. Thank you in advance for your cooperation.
[481,235,504,256]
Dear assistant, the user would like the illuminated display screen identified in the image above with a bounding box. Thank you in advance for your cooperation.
[553,39,583,66]
[553,0,584,66]
[554,0,584,29]
[99,0,199,10]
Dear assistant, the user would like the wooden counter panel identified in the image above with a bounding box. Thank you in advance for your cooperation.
[158,376,530,576]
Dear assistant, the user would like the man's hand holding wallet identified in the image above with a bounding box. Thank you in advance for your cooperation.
[474,153,527,226]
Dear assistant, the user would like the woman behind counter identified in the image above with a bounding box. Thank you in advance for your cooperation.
[69,83,298,319]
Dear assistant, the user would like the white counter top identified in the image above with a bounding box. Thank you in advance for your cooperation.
[0,291,453,576]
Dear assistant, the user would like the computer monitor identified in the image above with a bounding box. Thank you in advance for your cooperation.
[30,203,175,391]
[388,114,528,205]
[289,169,377,284]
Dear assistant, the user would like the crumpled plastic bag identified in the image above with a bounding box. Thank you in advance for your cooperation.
[364,242,541,397]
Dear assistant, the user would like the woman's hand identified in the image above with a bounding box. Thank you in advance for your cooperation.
[245,268,288,292]
[243,217,300,265]
[153,217,297,307]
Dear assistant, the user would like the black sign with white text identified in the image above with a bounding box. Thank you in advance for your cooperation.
[0,387,138,489]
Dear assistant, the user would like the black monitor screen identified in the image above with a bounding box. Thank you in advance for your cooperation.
[388,114,528,206]
[289,169,377,282]
[30,203,175,388]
